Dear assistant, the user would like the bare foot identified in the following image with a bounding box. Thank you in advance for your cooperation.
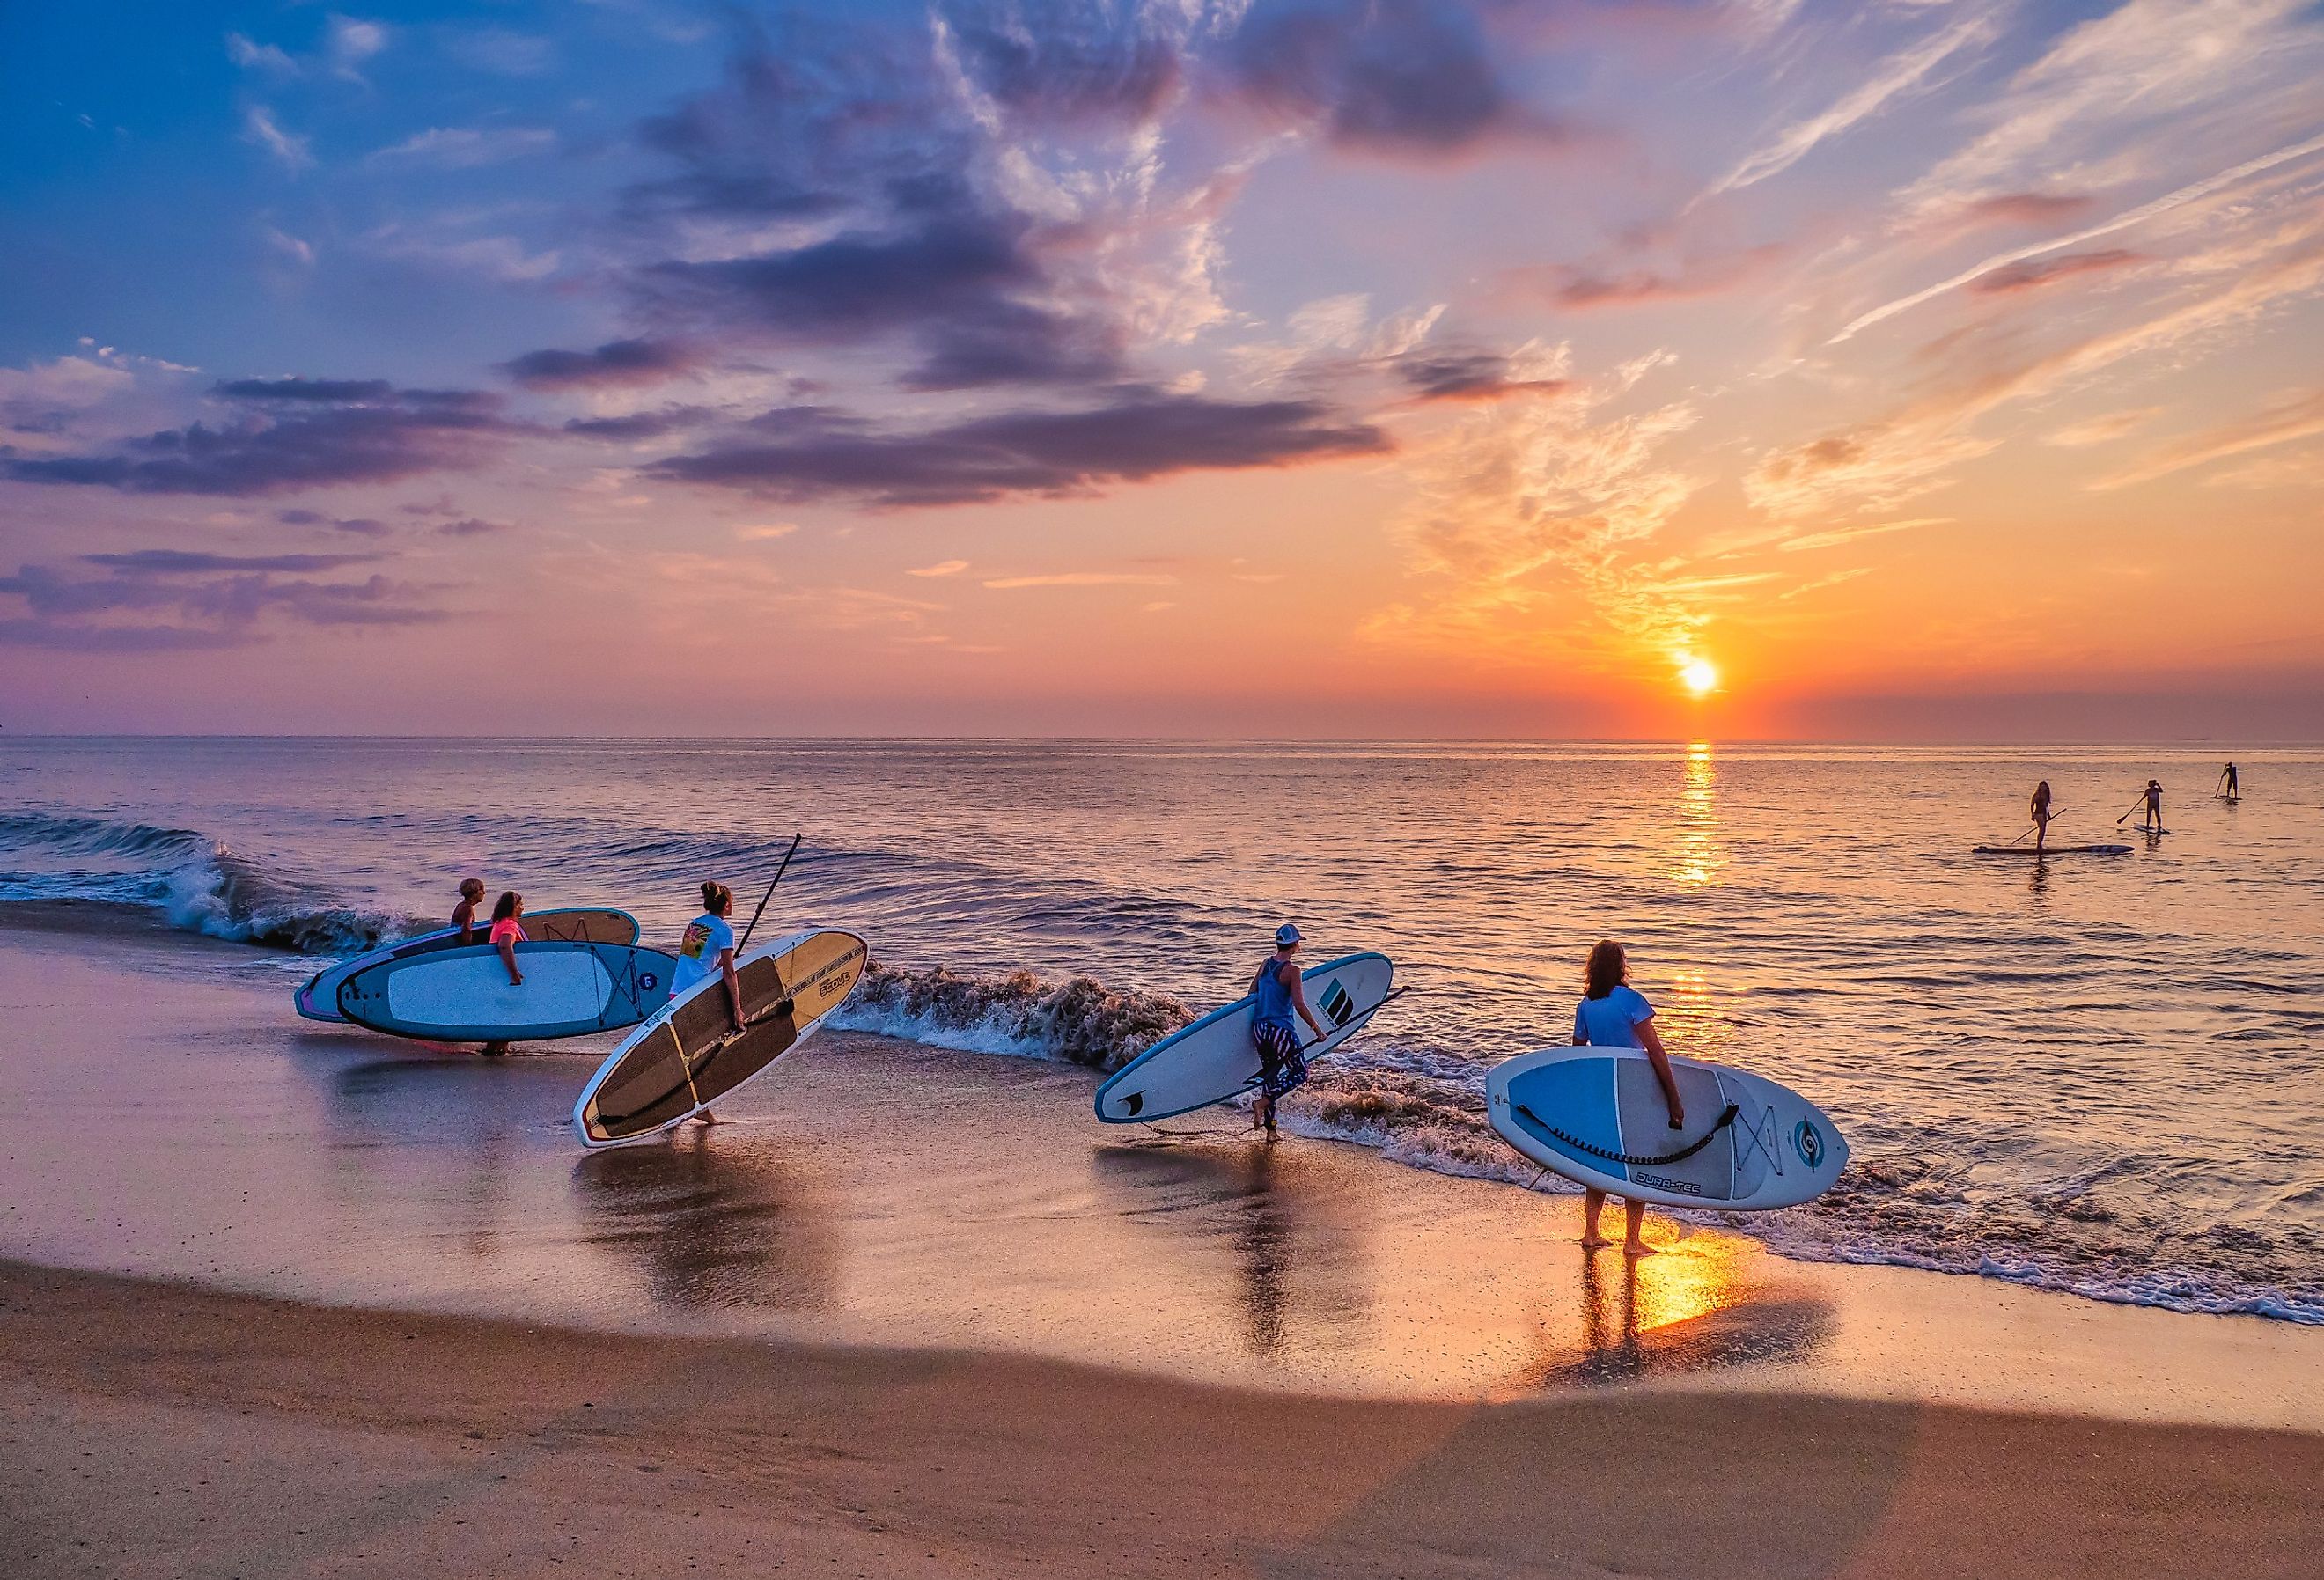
[1579,1235,1612,1250]
[1623,1239,1660,1258]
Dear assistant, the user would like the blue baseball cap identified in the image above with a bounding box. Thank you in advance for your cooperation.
[1276,922,1302,946]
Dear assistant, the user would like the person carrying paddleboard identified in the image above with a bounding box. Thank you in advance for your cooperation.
[452,878,487,944]
[1572,940,1686,1257]
[1250,923,1326,1139]
[671,882,746,1127]
[2031,780,2056,854]
[480,891,527,1056]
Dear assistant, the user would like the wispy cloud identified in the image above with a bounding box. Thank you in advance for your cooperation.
[2092,389,2324,489]
[1703,12,1997,200]
[241,106,313,171]
[1835,129,2324,342]
[368,126,555,168]
[907,560,969,577]
[981,572,1178,589]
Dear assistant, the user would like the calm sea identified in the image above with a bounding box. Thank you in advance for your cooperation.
[2,737,2318,1321]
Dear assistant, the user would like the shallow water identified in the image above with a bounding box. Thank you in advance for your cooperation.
[1,736,2319,1320]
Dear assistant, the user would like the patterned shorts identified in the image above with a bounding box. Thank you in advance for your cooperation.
[1253,1021,1310,1101]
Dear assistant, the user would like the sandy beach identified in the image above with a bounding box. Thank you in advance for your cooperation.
[9,1257,2324,1580]
[2,906,2322,1575]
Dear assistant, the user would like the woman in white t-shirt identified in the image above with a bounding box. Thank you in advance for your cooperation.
[1572,940,1687,1256]
[672,881,745,1127]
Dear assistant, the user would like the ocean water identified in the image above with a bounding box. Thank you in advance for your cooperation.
[1,736,2318,1324]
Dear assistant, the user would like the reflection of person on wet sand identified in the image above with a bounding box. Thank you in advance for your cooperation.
[1572,940,1684,1257]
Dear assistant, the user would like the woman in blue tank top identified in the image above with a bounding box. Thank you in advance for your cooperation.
[1250,922,1325,1138]
[1572,940,1686,1255]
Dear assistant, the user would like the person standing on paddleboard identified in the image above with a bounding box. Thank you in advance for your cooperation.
[2221,762,2239,799]
[2140,778,2163,832]
[452,878,487,944]
[672,881,746,1126]
[2031,780,2056,854]
[1572,941,1686,1257]
[1250,923,1326,1139]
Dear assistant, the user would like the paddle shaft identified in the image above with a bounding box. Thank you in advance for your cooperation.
[737,834,802,955]
[2008,807,2063,846]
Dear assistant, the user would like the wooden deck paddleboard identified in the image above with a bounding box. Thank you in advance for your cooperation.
[571,928,868,1148]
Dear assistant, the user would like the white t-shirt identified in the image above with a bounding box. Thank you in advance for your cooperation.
[672,912,737,997]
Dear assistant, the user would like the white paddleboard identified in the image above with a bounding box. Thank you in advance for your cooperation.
[1094,952,1395,1123]
[1487,1047,1847,1210]
[295,907,638,1022]
[337,940,675,1042]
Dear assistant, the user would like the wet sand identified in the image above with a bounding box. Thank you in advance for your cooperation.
[8,1257,2323,1579]
[4,909,2324,1574]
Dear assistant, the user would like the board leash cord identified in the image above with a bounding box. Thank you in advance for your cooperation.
[1514,1102,1739,1167]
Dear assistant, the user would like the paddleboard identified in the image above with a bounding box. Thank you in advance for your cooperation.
[338,940,676,1043]
[572,928,868,1148]
[1971,844,2132,856]
[295,908,638,1022]
[1488,1047,1847,1210]
[1094,952,1395,1124]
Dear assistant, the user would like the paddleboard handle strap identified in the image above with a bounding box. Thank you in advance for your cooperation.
[1513,1102,1740,1167]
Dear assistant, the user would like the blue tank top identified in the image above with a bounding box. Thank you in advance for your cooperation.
[1251,956,1297,1032]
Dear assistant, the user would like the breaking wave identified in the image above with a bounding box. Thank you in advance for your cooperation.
[830,959,2324,1326]
[0,811,406,953]
[831,959,1194,1069]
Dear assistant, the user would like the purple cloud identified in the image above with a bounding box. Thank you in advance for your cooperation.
[5,381,520,496]
[1395,349,1570,402]
[498,338,699,390]
[648,389,1390,508]
[1215,0,1552,157]
[0,548,446,650]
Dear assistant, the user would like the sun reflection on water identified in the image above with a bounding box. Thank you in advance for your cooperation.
[1667,740,1724,886]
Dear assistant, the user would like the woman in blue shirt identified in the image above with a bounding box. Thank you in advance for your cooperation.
[1572,939,1687,1255]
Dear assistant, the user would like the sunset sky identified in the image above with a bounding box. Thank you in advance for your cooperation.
[3,0,2319,739]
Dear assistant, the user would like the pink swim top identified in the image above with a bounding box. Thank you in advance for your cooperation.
[489,918,526,946]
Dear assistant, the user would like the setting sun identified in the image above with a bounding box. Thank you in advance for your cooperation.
[1679,658,1720,698]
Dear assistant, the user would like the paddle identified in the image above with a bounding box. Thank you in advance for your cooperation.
[737,833,802,955]
[2115,797,2151,826]
[2004,808,2062,847]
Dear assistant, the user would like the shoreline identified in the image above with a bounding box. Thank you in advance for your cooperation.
[6,1255,2322,1579]
[1,913,2320,1426]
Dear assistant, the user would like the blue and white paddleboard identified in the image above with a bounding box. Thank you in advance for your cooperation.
[295,907,638,1022]
[1094,952,1395,1123]
[336,940,676,1043]
[1488,1047,1847,1211]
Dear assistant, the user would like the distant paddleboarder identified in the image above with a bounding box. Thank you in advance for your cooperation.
[1572,941,1686,1257]
[2220,762,2239,799]
[670,881,746,1127]
[2030,780,2056,853]
[452,878,487,944]
[2139,778,2163,832]
[1250,923,1326,1139]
